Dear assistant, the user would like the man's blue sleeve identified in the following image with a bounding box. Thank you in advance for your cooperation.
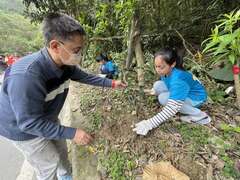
[70,66,112,87]
[8,74,76,140]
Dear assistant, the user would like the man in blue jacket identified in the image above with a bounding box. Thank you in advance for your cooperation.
[0,13,126,180]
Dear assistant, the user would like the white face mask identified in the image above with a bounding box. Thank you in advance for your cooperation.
[60,43,82,65]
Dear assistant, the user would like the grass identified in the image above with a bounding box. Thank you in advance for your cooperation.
[176,123,240,178]
[215,125,240,178]
[221,154,240,178]
[89,111,104,131]
[100,150,136,180]
[176,123,211,153]
[209,89,226,103]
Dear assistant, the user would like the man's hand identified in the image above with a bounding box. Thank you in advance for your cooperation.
[132,120,153,136]
[112,80,127,89]
[73,129,93,145]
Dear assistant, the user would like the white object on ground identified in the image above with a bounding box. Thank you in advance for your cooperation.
[225,86,234,94]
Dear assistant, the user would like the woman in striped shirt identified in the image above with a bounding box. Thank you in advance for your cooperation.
[133,48,211,136]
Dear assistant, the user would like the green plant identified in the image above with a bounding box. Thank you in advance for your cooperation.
[220,123,240,133]
[89,111,103,131]
[202,9,240,107]
[209,136,232,153]
[176,124,210,153]
[209,89,226,103]
[101,150,136,180]
[208,135,240,178]
[221,154,240,178]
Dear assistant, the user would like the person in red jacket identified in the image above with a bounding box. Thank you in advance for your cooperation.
[6,55,14,66]
[6,55,20,66]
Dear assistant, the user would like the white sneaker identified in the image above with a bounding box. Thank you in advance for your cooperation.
[180,112,211,125]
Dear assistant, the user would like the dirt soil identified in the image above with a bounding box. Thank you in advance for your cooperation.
[71,80,240,180]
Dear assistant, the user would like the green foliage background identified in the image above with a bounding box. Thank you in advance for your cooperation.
[0,0,43,55]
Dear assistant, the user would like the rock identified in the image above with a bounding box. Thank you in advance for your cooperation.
[206,164,213,180]
[138,155,148,166]
[135,176,143,180]
[210,155,225,170]
[107,105,112,111]
[214,159,225,170]
[235,116,240,122]
[210,155,218,162]
[132,111,137,115]
[97,163,108,179]
[234,159,240,172]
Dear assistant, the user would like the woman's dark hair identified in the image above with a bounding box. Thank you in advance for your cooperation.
[154,48,184,70]
[96,53,109,62]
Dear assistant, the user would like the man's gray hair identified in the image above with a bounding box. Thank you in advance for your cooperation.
[42,13,86,46]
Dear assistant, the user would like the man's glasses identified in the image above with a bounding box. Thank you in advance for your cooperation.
[59,41,82,54]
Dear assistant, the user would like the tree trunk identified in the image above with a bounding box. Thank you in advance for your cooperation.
[234,60,240,108]
[134,14,145,87]
[125,17,135,69]
[135,36,145,87]
[125,9,145,87]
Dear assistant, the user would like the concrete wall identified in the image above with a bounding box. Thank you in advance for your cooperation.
[59,82,101,180]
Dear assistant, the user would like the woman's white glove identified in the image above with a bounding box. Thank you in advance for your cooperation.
[132,120,153,136]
